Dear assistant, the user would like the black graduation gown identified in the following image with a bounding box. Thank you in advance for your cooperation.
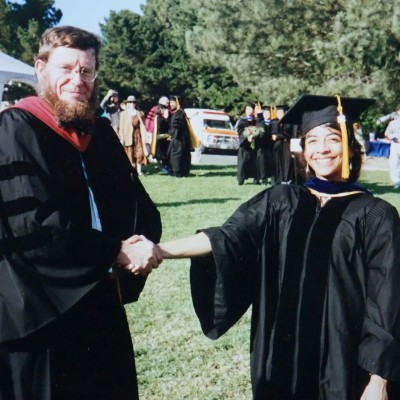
[254,120,274,183]
[272,121,295,183]
[236,117,257,184]
[168,109,191,177]
[0,107,162,399]
[154,113,170,167]
[190,184,400,399]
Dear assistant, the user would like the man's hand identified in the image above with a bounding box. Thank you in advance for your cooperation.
[360,375,388,400]
[116,235,163,276]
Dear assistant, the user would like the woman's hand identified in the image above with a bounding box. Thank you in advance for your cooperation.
[360,374,388,400]
[116,235,163,276]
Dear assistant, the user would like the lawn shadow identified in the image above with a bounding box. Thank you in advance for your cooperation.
[358,180,397,195]
[190,164,237,178]
[157,197,240,208]
[142,163,236,178]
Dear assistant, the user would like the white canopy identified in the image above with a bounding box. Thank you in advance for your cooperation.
[0,51,38,101]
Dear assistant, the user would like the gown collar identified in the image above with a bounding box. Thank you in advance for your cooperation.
[303,177,371,196]
[11,96,93,152]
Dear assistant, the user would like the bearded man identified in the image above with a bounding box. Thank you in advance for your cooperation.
[0,26,162,399]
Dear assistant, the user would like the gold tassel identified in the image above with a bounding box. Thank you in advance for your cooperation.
[335,95,350,179]
[271,106,277,120]
[254,102,261,118]
[175,97,181,109]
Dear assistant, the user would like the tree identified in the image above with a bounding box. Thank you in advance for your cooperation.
[314,0,400,110]
[0,0,11,52]
[183,0,400,118]
[6,0,62,61]
[98,0,249,114]
[185,0,344,105]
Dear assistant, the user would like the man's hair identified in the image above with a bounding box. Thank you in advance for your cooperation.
[35,26,102,69]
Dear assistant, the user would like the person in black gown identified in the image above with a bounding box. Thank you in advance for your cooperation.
[168,95,191,177]
[148,94,400,400]
[254,106,275,185]
[272,105,296,183]
[236,102,260,185]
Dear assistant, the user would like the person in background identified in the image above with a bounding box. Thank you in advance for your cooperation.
[235,102,259,185]
[151,97,171,174]
[145,95,169,135]
[272,105,295,184]
[100,88,122,135]
[139,94,400,400]
[353,122,367,159]
[384,108,400,189]
[119,95,148,175]
[0,26,162,399]
[168,95,192,177]
[254,106,274,185]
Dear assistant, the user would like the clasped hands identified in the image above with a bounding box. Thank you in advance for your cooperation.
[116,235,162,276]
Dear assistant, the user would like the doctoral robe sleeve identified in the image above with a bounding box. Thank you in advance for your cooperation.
[358,201,400,381]
[190,190,270,339]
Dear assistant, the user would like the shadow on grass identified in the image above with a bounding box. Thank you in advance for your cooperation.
[142,163,236,178]
[157,197,240,208]
[190,164,237,177]
[358,180,398,195]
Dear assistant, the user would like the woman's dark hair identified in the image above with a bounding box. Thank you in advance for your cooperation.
[300,122,362,182]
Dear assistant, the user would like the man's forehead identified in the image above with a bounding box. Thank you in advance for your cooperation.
[48,46,96,63]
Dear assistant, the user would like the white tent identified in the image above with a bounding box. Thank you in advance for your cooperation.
[0,51,38,102]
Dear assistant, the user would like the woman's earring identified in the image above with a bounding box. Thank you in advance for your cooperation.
[306,163,310,173]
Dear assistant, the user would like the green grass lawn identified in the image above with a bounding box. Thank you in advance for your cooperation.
[126,162,400,400]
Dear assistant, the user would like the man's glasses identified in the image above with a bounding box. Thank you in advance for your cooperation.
[47,62,98,82]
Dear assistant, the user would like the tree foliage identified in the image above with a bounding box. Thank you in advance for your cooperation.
[3,0,61,62]
[184,0,400,114]
[98,0,249,113]
[0,0,11,52]
[4,0,400,121]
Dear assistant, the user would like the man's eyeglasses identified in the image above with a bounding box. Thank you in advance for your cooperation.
[47,62,98,82]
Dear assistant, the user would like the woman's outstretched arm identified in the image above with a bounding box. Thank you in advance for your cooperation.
[158,232,212,259]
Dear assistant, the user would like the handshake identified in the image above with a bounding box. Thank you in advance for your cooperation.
[115,235,163,276]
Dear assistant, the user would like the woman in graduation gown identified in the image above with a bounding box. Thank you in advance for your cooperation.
[156,95,400,399]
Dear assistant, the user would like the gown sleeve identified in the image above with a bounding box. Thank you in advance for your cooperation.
[358,200,400,381]
[190,189,270,339]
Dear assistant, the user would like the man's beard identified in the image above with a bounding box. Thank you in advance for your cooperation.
[39,83,98,125]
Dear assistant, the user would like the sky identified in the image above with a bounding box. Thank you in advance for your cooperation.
[54,0,146,35]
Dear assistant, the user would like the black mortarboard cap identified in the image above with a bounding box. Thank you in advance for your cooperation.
[279,94,375,134]
[276,104,289,110]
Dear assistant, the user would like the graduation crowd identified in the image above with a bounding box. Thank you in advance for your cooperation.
[235,102,300,186]
[100,91,196,178]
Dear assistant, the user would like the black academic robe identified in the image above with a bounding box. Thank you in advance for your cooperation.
[168,109,191,177]
[154,113,170,167]
[272,121,295,183]
[236,117,257,184]
[254,119,274,184]
[190,184,400,400]
[0,107,162,399]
